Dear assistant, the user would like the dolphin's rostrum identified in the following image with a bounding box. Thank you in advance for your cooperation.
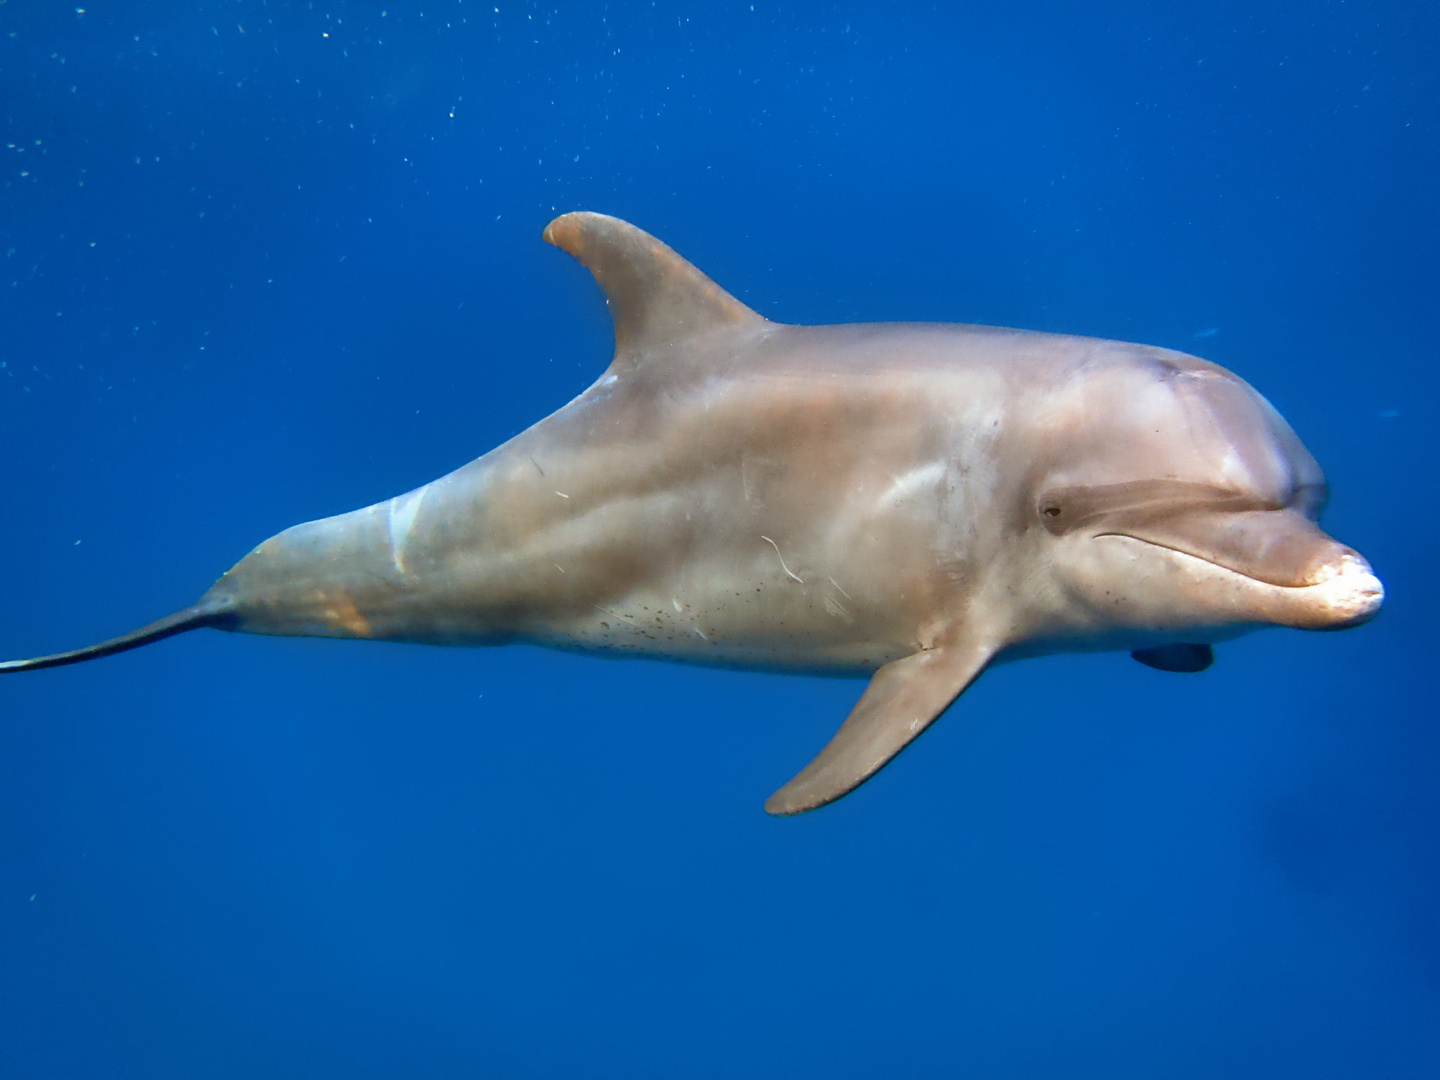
[1,213,1383,814]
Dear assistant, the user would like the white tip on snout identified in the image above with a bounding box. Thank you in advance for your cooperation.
[1307,552,1384,629]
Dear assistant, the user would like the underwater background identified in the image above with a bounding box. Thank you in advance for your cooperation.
[2,2,1436,1076]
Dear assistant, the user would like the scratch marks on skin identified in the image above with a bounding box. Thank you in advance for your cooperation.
[386,486,427,575]
[555,491,570,499]
[669,597,710,641]
[823,592,854,625]
[824,575,854,624]
[761,535,804,584]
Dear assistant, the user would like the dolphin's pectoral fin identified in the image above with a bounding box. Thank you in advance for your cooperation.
[1130,643,1214,673]
[764,641,993,816]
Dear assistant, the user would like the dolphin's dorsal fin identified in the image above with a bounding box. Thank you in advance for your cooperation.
[543,212,764,367]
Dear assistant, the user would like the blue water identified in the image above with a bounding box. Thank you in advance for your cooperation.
[2,3,1436,1076]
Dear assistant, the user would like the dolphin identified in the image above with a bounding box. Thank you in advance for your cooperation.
[0,212,1383,814]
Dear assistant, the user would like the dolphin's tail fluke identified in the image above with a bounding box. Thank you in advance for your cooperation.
[0,597,235,673]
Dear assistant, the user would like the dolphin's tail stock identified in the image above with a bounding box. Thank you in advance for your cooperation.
[0,596,236,673]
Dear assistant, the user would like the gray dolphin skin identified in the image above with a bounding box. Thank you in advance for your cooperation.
[1,212,1384,814]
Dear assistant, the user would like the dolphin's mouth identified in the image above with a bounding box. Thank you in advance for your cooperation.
[1095,531,1262,576]
[1095,509,1344,589]
[1042,479,1383,626]
[1038,480,1344,589]
[1096,531,1384,629]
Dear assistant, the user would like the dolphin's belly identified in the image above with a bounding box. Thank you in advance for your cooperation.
[476,470,956,673]
[526,568,918,674]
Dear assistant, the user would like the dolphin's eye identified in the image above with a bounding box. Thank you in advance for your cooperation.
[1037,489,1083,531]
[1037,501,1067,533]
